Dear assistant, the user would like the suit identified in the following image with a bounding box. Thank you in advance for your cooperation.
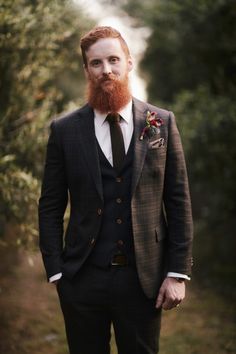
[39,97,193,298]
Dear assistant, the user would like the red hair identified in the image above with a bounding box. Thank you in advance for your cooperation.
[80,26,130,67]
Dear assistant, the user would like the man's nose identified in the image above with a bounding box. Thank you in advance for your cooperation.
[102,62,112,74]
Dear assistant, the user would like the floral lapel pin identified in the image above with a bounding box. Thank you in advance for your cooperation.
[139,111,164,140]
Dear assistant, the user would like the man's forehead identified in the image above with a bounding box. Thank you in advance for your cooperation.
[86,37,125,56]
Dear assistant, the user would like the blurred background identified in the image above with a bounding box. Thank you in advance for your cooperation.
[0,0,235,353]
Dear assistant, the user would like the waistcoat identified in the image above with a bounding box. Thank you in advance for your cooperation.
[87,136,135,267]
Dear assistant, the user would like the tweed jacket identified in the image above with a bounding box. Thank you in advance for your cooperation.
[38,97,193,298]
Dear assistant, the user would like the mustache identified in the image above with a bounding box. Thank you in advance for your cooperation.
[98,74,117,84]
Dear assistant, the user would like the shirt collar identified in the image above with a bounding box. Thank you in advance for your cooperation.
[94,100,133,127]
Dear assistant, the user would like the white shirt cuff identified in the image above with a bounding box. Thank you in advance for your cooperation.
[167,272,191,281]
[49,273,62,283]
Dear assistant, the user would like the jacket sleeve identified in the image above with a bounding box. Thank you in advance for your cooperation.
[38,120,68,280]
[163,112,193,275]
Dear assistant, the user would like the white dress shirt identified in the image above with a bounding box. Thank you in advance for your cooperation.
[49,100,189,282]
[94,100,134,165]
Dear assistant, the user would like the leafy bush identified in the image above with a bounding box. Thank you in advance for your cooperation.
[0,0,94,245]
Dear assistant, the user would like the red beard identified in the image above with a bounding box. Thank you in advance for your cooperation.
[86,74,132,113]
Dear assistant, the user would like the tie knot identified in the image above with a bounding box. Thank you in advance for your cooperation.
[106,113,121,123]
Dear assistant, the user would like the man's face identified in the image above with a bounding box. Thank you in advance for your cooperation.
[84,37,133,91]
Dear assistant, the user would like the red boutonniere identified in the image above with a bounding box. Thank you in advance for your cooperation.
[140,111,164,140]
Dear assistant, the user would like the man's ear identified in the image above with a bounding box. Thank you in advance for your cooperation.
[127,56,133,72]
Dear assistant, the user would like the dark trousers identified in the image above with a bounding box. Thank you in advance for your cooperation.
[57,264,162,354]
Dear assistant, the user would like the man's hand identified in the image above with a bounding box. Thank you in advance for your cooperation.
[155,277,185,310]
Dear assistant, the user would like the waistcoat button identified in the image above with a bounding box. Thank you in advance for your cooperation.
[117,239,124,246]
[116,218,122,224]
[97,208,102,215]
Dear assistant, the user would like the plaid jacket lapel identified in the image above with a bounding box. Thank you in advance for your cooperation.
[131,98,149,197]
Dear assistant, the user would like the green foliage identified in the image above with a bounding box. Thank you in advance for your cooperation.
[0,155,39,245]
[0,0,94,244]
[123,0,236,102]
[172,87,236,228]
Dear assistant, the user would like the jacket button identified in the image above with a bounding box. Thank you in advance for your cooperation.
[117,240,124,246]
[97,208,102,215]
[116,218,122,224]
[90,238,95,245]
[116,198,122,204]
[116,177,122,183]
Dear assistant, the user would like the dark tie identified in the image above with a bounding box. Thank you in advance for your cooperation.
[106,113,125,172]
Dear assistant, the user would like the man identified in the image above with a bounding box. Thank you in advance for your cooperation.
[39,26,193,354]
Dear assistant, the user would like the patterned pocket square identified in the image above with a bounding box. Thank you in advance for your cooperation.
[148,138,165,149]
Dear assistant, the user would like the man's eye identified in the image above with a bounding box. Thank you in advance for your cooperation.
[110,57,119,63]
[91,60,100,67]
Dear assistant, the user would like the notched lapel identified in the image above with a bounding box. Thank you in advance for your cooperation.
[76,105,103,201]
[131,98,149,196]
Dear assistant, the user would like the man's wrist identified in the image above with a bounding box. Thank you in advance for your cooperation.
[49,273,62,283]
[167,272,190,281]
